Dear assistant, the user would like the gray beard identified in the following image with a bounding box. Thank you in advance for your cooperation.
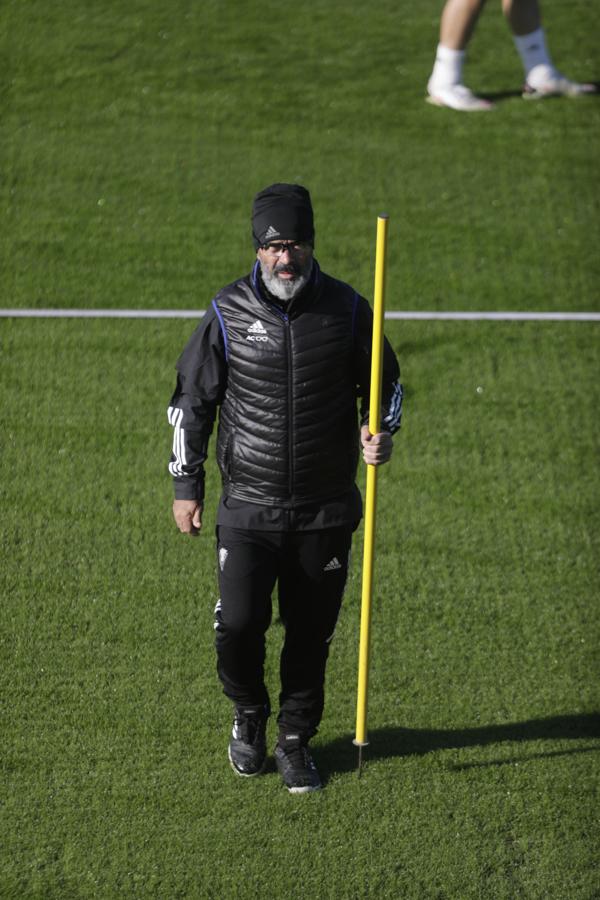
[260,259,312,302]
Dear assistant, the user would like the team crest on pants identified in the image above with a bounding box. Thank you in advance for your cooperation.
[219,547,229,571]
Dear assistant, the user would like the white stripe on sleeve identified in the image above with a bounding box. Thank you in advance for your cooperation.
[168,406,187,476]
[383,382,403,432]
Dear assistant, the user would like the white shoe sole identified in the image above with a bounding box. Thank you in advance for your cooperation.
[287,783,322,794]
[426,85,493,112]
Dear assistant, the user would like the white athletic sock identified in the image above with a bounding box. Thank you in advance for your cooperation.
[428,43,465,90]
[513,27,555,86]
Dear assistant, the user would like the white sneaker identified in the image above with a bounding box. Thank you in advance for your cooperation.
[426,82,494,111]
[523,71,598,99]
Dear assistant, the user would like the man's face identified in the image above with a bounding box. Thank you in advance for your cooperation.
[256,241,313,301]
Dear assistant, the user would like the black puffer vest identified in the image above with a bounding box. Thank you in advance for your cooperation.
[214,263,361,506]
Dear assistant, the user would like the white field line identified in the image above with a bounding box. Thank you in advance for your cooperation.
[386,311,600,321]
[1,308,599,321]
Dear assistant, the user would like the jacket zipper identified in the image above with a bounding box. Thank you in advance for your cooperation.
[284,315,294,496]
[261,296,294,498]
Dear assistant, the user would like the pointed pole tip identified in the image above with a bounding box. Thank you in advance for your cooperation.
[353,737,369,776]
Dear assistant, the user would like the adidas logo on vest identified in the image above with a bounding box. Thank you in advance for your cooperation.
[324,557,342,572]
[246,320,269,342]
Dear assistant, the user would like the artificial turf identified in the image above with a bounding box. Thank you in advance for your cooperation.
[1,1,599,897]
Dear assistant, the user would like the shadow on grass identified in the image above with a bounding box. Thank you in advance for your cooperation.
[318,713,600,779]
[478,89,523,103]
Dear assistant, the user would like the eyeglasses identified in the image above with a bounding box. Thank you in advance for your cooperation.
[261,241,311,256]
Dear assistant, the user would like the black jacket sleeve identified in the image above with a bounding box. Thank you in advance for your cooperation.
[167,305,227,501]
[354,295,403,433]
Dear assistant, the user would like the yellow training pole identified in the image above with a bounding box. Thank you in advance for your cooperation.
[354,214,389,773]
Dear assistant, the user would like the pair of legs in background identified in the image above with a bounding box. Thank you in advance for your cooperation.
[214,524,354,792]
[427,0,597,111]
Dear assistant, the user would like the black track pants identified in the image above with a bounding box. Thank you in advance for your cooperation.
[214,524,354,737]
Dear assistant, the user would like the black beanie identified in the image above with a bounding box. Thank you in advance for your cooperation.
[252,183,314,249]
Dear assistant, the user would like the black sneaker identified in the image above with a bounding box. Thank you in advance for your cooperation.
[274,734,321,794]
[228,707,268,777]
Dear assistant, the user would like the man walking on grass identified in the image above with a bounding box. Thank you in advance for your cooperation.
[427,0,597,111]
[168,184,402,793]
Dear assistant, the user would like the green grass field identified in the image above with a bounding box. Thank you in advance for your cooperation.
[1,1,599,898]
